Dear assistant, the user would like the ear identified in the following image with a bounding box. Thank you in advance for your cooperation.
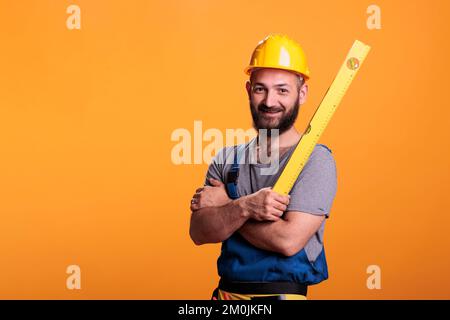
[245,80,251,100]
[299,83,308,105]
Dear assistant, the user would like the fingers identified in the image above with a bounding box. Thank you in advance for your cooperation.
[193,185,213,200]
[261,209,283,221]
[272,192,290,206]
[261,191,288,212]
[270,200,287,213]
[209,178,224,187]
[259,188,289,206]
[265,215,281,222]
[190,199,199,212]
[190,187,202,210]
[257,201,284,220]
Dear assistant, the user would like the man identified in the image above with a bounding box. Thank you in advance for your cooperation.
[189,34,337,300]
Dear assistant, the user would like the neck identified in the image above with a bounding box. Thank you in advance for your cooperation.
[257,126,302,150]
[255,126,302,163]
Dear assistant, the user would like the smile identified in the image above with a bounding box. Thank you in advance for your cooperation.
[260,109,282,117]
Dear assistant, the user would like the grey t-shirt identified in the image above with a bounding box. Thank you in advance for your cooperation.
[204,137,337,263]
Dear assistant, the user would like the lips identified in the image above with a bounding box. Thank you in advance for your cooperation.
[259,109,283,118]
[261,109,282,113]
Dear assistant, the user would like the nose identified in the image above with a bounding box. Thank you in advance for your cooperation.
[263,89,278,108]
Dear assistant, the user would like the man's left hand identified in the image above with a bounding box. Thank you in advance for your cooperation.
[190,178,231,211]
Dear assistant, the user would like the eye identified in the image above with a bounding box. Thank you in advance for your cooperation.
[279,88,289,94]
[253,87,265,93]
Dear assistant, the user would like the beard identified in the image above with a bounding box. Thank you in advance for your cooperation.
[249,95,300,135]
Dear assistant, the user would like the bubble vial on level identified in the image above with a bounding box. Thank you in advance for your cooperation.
[347,57,360,70]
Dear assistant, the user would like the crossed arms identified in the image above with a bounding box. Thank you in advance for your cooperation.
[189,178,325,257]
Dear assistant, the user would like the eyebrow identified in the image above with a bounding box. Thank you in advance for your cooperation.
[253,82,291,88]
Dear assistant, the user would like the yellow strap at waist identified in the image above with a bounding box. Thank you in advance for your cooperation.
[217,289,307,300]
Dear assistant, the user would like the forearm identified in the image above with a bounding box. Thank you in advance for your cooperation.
[238,219,293,255]
[239,212,326,256]
[190,198,249,245]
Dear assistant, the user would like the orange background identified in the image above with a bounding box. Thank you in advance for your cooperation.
[0,0,449,299]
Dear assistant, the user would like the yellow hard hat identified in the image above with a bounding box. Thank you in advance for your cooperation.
[244,34,310,80]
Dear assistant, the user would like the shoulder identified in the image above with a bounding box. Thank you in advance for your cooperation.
[309,143,335,162]
[210,141,250,166]
[316,143,333,154]
[212,145,238,163]
[302,143,336,174]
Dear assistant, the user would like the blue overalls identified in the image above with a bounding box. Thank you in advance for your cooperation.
[218,144,329,287]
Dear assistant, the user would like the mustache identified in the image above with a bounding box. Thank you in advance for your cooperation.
[257,104,285,112]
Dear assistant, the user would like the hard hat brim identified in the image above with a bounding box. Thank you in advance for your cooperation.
[245,66,310,80]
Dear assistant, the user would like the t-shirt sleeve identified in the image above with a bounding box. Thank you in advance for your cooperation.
[203,147,227,187]
[286,145,337,217]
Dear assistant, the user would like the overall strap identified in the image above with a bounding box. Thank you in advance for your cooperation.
[226,145,245,200]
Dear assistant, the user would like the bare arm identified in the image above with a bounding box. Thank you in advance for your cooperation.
[189,198,249,245]
[238,211,325,256]
[189,178,289,245]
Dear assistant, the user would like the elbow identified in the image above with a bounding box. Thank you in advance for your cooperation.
[189,227,205,246]
[189,212,207,245]
[189,211,229,245]
[189,226,224,245]
[191,235,206,246]
[192,239,204,246]
[279,241,305,257]
[191,235,201,246]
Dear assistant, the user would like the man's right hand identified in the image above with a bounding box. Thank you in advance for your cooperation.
[239,187,290,222]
